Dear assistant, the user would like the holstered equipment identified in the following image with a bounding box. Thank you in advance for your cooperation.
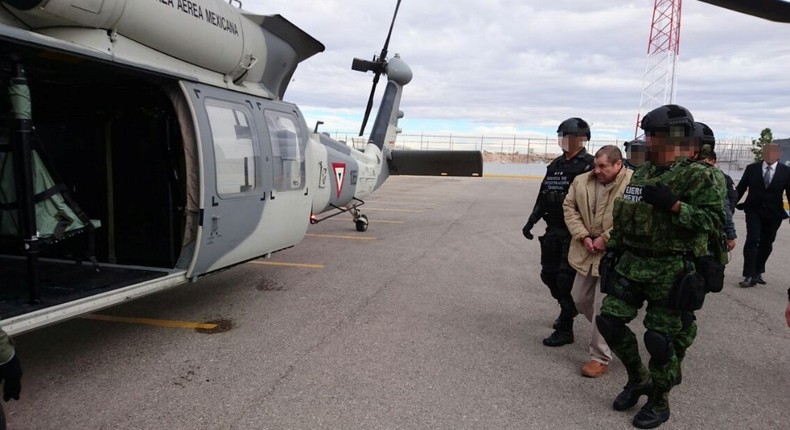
[600,252,643,307]
[695,230,727,294]
[696,255,725,293]
[599,250,618,294]
[669,260,706,311]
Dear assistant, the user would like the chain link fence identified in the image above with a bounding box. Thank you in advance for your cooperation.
[323,131,760,175]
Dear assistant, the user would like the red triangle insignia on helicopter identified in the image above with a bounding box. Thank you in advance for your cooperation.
[332,163,346,199]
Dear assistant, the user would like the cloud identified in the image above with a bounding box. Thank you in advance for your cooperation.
[245,0,790,140]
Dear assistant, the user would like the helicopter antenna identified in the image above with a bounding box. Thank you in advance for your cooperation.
[352,0,402,137]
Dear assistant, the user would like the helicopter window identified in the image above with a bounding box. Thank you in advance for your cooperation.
[264,111,305,191]
[205,102,258,197]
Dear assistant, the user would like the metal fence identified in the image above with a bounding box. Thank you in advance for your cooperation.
[324,130,760,174]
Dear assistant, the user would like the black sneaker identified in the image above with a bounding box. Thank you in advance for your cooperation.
[753,274,767,285]
[542,330,574,347]
[613,378,653,411]
[632,403,670,429]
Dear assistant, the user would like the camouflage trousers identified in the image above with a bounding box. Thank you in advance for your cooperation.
[675,312,698,363]
[599,280,683,392]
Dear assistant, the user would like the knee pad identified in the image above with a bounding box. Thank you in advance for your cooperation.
[596,314,625,344]
[644,329,674,366]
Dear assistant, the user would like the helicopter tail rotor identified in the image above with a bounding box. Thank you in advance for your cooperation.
[352,0,402,137]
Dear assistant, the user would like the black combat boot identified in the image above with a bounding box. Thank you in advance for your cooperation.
[544,310,574,346]
[552,309,579,330]
[613,367,652,411]
[542,329,574,346]
[632,389,670,429]
[544,304,576,346]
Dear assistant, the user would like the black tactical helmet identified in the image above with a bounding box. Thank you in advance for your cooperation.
[694,122,715,149]
[640,104,694,136]
[557,117,591,140]
[624,139,647,168]
[624,139,646,152]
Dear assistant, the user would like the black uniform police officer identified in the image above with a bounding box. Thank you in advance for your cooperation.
[523,118,595,346]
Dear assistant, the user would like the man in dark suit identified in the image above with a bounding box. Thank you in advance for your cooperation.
[735,143,790,287]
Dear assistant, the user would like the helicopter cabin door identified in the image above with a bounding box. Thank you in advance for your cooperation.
[183,82,312,279]
[184,82,271,278]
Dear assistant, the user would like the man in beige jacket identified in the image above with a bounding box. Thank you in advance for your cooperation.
[563,145,633,378]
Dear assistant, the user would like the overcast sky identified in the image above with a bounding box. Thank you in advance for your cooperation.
[243,0,790,141]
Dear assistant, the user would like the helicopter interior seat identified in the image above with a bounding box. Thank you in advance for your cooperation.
[0,140,100,266]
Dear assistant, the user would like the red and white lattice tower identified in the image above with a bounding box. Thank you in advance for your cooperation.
[635,0,682,138]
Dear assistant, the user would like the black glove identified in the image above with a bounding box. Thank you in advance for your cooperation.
[0,354,22,401]
[522,222,534,240]
[642,183,678,210]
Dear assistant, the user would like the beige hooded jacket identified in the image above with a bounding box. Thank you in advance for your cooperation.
[563,165,633,277]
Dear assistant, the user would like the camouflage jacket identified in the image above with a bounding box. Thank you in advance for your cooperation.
[609,159,725,283]
[0,328,14,364]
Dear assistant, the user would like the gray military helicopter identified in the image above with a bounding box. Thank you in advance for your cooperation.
[0,0,482,335]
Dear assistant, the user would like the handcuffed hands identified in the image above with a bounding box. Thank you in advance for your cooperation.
[642,183,678,211]
[583,237,596,254]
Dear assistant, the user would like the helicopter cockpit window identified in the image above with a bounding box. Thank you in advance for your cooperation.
[205,102,258,197]
[264,111,305,191]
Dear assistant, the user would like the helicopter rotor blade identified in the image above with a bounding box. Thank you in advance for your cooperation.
[356,0,402,137]
[379,0,402,63]
[359,72,381,136]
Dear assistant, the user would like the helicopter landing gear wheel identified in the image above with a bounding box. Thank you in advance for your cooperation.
[355,214,368,232]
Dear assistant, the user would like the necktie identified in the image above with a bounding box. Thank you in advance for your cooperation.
[764,165,772,188]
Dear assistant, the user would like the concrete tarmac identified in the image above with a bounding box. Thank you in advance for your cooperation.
[5,175,790,429]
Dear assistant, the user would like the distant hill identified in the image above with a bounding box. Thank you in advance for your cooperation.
[482,151,554,163]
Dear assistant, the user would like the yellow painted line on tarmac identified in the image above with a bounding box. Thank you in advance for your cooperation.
[324,218,404,224]
[249,261,325,269]
[483,173,544,180]
[305,233,377,240]
[79,314,218,330]
[362,207,424,212]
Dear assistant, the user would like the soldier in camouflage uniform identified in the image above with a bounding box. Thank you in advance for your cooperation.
[0,329,21,401]
[523,118,594,347]
[670,122,732,383]
[595,105,725,429]
[0,327,22,430]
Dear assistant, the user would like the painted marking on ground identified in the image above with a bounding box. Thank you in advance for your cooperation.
[324,218,404,224]
[249,261,325,269]
[362,207,424,212]
[305,233,377,240]
[79,314,218,330]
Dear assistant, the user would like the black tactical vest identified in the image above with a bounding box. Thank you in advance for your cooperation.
[537,149,594,228]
